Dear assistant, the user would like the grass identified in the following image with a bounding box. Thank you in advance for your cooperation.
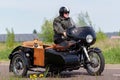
[94,39,120,64]
[103,47,120,64]
[0,48,12,60]
[0,42,21,61]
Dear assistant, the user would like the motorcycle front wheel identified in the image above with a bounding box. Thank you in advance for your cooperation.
[86,50,105,76]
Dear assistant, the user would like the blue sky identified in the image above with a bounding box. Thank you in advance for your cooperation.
[0,0,120,34]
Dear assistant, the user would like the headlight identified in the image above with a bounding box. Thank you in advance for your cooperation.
[86,35,93,43]
[26,53,30,57]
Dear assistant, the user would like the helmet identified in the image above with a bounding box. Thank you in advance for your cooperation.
[59,6,70,16]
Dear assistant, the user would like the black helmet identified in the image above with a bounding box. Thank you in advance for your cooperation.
[59,6,70,16]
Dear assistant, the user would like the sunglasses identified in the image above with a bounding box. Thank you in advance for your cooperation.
[64,11,69,14]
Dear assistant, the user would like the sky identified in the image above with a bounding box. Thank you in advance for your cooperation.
[0,0,120,34]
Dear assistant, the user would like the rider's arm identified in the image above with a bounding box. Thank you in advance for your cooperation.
[53,18,65,34]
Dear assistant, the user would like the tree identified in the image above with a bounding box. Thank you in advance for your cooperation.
[77,12,93,27]
[6,28,15,48]
[39,19,54,42]
[33,29,37,34]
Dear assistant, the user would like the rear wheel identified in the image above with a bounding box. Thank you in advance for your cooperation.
[12,54,27,77]
[86,50,105,76]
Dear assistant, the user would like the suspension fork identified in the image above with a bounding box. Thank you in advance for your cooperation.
[82,46,90,62]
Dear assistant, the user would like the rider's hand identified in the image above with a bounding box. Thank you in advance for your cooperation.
[63,32,67,37]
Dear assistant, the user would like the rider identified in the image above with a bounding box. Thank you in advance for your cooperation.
[53,6,75,48]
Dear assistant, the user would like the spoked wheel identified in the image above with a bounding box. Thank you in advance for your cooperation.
[86,50,105,76]
[12,54,27,77]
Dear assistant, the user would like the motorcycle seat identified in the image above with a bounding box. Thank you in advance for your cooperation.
[53,44,68,51]
[44,44,65,50]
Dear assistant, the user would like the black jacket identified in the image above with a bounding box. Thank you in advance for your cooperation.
[53,16,75,44]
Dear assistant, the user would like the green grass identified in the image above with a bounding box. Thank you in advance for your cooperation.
[0,42,21,61]
[103,47,120,64]
[0,48,12,60]
[94,39,120,64]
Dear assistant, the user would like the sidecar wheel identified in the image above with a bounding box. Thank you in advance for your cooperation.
[86,51,105,76]
[12,54,27,77]
[49,65,62,75]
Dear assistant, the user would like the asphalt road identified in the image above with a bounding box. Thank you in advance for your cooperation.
[0,62,120,80]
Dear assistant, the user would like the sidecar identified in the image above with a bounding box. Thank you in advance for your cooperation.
[9,39,80,77]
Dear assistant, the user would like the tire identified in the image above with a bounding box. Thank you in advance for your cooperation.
[86,50,105,76]
[12,54,28,77]
[48,65,62,75]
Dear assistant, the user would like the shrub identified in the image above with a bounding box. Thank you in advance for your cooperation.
[6,28,15,48]
[96,28,107,41]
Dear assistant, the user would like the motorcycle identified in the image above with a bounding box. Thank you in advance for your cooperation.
[8,26,105,77]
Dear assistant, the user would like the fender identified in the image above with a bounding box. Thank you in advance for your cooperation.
[9,46,32,72]
[88,47,102,53]
[9,46,33,59]
[9,46,23,59]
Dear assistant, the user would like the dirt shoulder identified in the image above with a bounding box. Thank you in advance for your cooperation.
[0,61,10,65]
[105,64,120,69]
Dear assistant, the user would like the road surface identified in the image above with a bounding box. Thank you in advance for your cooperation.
[0,61,120,80]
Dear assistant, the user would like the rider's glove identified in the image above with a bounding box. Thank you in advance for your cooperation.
[63,32,67,37]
